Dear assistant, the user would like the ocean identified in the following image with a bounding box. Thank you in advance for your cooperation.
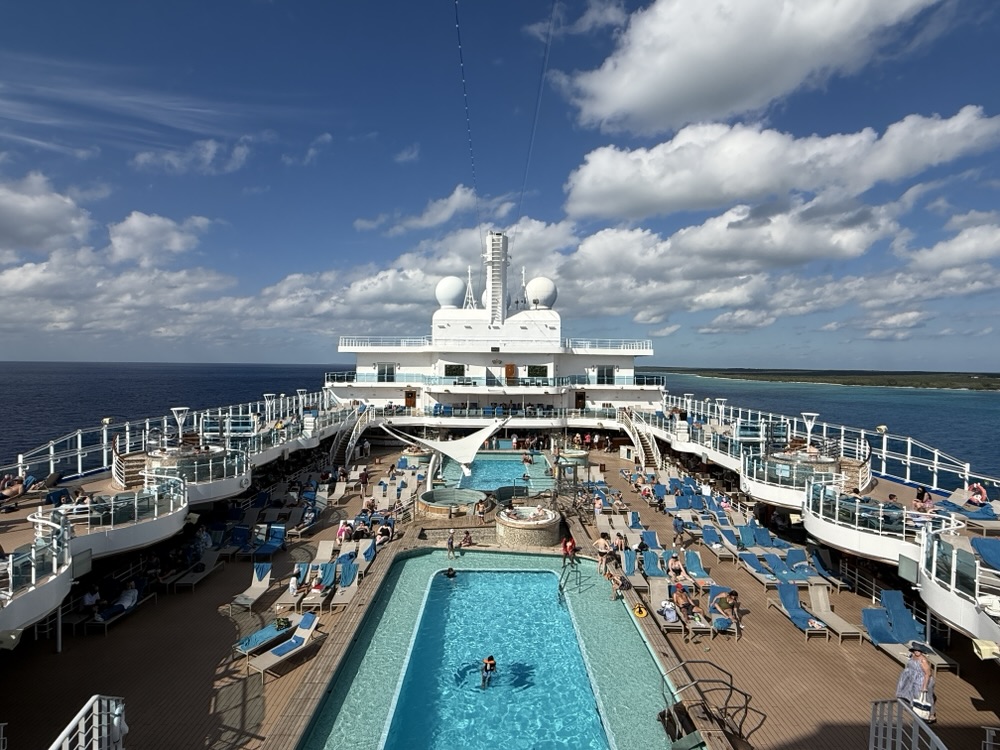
[1,363,997,476]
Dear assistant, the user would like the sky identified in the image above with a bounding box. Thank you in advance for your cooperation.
[2,0,1000,370]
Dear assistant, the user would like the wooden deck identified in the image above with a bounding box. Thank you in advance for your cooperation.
[1,449,998,749]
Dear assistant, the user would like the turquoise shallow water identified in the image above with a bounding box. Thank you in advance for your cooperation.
[383,571,610,750]
[299,550,671,750]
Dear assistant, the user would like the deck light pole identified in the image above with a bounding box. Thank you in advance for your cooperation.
[801,412,819,450]
[263,393,276,424]
[715,398,727,423]
[170,407,189,449]
[297,389,307,419]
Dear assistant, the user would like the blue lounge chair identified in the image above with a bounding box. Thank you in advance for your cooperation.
[971,537,1000,570]
[621,549,648,592]
[754,526,792,551]
[700,526,736,564]
[642,551,667,577]
[809,549,851,591]
[770,583,829,641]
[706,584,740,640]
[880,590,924,644]
[861,607,899,646]
[684,550,714,590]
[628,511,643,530]
[247,611,323,684]
[738,553,779,590]
[233,613,301,658]
[329,560,360,610]
[761,553,809,586]
[641,530,662,551]
[254,525,287,560]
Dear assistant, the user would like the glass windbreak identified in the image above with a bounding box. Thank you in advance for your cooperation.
[934,540,953,587]
[955,548,977,597]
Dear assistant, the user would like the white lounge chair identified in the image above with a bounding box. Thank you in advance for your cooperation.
[173,550,225,593]
[803,584,863,644]
[314,540,336,564]
[273,563,310,612]
[246,611,324,684]
[229,562,272,617]
[328,560,360,611]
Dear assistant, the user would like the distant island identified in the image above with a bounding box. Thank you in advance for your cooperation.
[639,367,1000,391]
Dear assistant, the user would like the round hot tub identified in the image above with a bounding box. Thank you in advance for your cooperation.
[417,488,488,517]
[495,505,561,547]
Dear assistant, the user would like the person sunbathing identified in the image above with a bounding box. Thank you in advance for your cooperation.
[666,552,691,582]
[672,584,706,638]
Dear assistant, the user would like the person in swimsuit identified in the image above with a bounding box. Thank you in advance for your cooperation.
[711,589,743,628]
[593,535,612,574]
[481,655,497,688]
[672,583,706,639]
[666,552,690,582]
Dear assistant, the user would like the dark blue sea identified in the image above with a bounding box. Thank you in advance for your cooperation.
[1,364,997,476]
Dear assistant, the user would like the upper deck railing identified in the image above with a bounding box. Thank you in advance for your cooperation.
[659,394,1000,495]
[324,372,666,387]
[1,388,352,481]
[337,335,653,351]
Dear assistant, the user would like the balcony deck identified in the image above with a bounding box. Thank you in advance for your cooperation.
[1,450,997,749]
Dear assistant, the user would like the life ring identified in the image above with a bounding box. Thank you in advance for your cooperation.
[633,603,648,618]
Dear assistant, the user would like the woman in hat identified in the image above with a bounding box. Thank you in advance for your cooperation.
[895,642,936,722]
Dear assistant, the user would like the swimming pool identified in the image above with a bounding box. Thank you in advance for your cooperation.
[299,550,673,750]
[441,453,551,490]
[382,571,610,749]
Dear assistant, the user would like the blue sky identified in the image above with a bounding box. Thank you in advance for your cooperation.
[2,0,1000,370]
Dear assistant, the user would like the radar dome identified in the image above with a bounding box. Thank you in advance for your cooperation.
[525,277,557,309]
[435,276,466,308]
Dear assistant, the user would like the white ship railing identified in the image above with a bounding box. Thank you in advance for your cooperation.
[0,512,71,607]
[324,372,666,387]
[869,698,947,750]
[144,450,249,484]
[804,479,950,542]
[564,338,653,350]
[28,478,187,542]
[660,394,1000,495]
[48,694,127,750]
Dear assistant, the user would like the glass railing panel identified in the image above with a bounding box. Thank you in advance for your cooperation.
[934,540,953,586]
[955,549,977,597]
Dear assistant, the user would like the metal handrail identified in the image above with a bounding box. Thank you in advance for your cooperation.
[869,699,946,750]
[48,694,126,750]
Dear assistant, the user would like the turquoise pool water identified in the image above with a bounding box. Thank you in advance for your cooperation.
[383,571,610,749]
[299,550,673,750]
[441,453,551,490]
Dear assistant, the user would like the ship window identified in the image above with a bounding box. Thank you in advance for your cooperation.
[376,362,396,383]
[596,365,615,385]
[527,365,548,378]
[444,364,465,377]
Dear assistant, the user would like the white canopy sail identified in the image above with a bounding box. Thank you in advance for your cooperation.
[379,419,509,472]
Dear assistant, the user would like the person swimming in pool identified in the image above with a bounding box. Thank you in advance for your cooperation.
[481,655,497,688]
[444,567,456,578]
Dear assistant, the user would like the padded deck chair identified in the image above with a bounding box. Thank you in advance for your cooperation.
[640,530,663,551]
[356,537,377,577]
[233,613,301,659]
[879,590,924,644]
[641,550,667,578]
[782,549,837,589]
[738,553,779,590]
[329,560,360,611]
[314,540,337,564]
[253,525,287,560]
[700,526,736,564]
[861,608,959,674]
[735,526,772,557]
[219,525,253,560]
[628,511,643,530]
[273,563,310,612]
[173,550,225,593]
[803,584,862,644]
[761,553,810,586]
[298,563,337,612]
[684,550,715,591]
[230,562,272,616]
[621,549,648,593]
[767,583,829,641]
[706,585,741,641]
[247,611,324,684]
[754,526,792,552]
[810,549,850,591]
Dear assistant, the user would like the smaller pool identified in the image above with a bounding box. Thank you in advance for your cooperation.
[498,506,557,524]
[442,453,550,491]
[416,488,488,517]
